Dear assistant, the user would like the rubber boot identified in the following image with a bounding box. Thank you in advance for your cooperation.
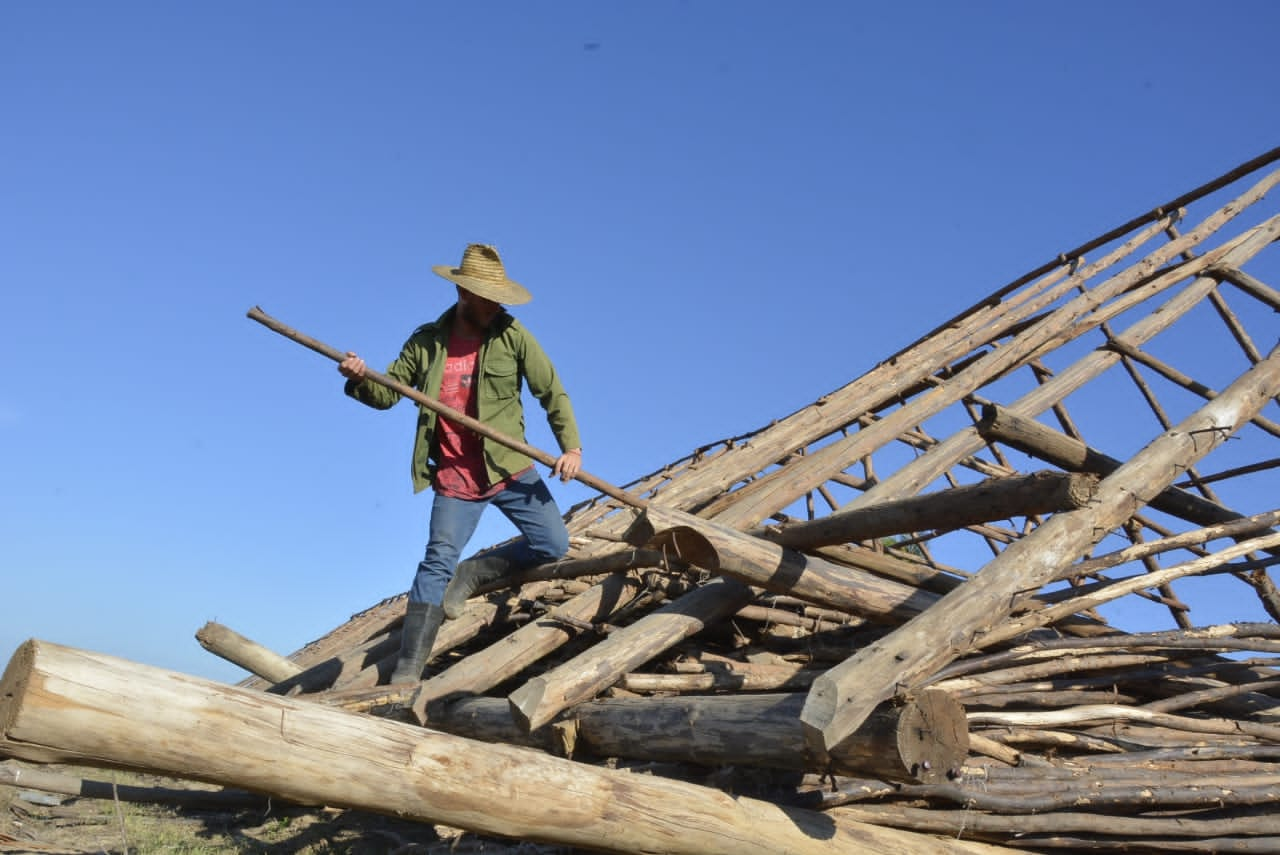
[442,553,521,619]
[389,601,444,684]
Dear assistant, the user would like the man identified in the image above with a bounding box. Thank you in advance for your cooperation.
[338,243,583,684]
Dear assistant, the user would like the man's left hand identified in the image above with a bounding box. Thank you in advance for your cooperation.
[553,448,582,483]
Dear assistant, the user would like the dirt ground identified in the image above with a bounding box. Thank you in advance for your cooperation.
[0,761,589,854]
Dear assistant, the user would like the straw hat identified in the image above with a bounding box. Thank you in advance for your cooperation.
[432,243,532,305]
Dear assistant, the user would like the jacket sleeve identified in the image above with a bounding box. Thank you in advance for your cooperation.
[344,335,423,410]
[518,327,582,452]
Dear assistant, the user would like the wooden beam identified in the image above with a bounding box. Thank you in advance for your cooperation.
[624,506,941,621]
[507,576,755,733]
[800,343,1280,759]
[755,471,1098,550]
[976,402,1280,558]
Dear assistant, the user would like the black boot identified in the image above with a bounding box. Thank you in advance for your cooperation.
[389,601,444,684]
[442,553,521,619]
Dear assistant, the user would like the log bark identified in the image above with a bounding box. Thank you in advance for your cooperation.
[194,621,302,684]
[801,342,1280,758]
[756,471,1098,549]
[0,640,1010,855]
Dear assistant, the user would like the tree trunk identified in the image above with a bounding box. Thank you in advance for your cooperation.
[0,640,1011,855]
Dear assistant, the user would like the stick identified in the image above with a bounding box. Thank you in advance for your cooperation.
[246,306,647,510]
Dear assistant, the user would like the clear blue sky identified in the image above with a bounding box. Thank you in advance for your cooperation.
[3,1,1278,683]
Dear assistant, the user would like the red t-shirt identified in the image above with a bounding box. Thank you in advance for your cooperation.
[433,331,498,499]
[433,330,536,499]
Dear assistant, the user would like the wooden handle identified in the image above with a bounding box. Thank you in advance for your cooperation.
[247,306,647,510]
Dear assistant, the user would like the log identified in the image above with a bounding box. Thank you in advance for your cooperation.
[508,576,756,733]
[429,690,968,785]
[976,402,1280,557]
[756,471,1099,549]
[624,506,940,621]
[801,342,1280,758]
[568,690,968,784]
[0,640,1011,855]
[194,621,302,684]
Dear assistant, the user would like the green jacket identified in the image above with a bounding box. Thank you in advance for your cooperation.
[345,306,581,493]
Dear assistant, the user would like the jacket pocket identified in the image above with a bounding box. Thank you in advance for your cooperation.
[482,353,520,400]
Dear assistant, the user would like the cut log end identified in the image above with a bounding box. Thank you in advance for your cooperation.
[0,639,37,734]
[893,689,969,784]
[508,678,546,733]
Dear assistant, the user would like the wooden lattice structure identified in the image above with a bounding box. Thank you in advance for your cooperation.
[4,147,1280,853]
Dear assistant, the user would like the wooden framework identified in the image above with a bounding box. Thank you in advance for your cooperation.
[5,147,1280,852]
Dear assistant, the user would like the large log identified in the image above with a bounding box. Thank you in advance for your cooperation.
[0,640,1011,855]
[569,690,968,784]
[756,471,1099,549]
[428,691,968,785]
[799,342,1280,758]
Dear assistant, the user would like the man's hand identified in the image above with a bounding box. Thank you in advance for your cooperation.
[338,351,367,383]
[553,448,582,483]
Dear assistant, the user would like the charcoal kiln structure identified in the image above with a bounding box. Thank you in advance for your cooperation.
[4,147,1280,853]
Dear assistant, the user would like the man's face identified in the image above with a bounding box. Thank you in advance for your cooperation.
[456,286,502,329]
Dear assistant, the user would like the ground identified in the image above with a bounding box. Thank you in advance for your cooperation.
[1,762,589,854]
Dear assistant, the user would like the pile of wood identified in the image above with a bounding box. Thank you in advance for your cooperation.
[4,148,1280,853]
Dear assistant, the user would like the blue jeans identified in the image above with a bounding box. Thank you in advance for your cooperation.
[409,467,569,605]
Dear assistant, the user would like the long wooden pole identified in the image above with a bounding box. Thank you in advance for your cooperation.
[246,306,648,511]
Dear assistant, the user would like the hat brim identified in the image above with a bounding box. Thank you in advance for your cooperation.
[433,265,533,305]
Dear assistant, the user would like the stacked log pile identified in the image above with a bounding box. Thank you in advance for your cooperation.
[4,148,1280,853]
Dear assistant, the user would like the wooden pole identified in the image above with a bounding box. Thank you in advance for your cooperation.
[0,640,1011,855]
[755,471,1098,550]
[194,621,302,684]
[507,576,755,733]
[624,505,940,621]
[976,402,1280,561]
[246,306,647,511]
[800,343,1280,760]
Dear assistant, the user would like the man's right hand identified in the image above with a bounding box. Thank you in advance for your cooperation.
[338,351,367,383]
